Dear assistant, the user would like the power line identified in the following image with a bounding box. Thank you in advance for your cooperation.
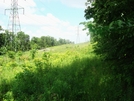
[5,0,25,34]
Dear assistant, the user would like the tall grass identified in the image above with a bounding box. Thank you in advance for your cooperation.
[0,43,128,101]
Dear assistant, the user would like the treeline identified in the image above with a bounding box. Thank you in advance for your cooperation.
[0,26,74,55]
[31,36,73,49]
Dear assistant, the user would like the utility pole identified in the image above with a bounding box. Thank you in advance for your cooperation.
[76,26,80,44]
[5,0,25,51]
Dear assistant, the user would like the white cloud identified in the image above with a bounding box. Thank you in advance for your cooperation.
[21,12,89,43]
[29,20,89,43]
[0,0,89,43]
[20,13,62,26]
[18,0,37,14]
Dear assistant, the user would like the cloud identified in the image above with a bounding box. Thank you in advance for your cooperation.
[20,12,78,41]
[0,0,89,43]
[20,13,62,26]
[20,12,89,43]
[29,20,89,43]
[18,0,37,14]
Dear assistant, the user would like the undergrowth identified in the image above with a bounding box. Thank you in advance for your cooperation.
[0,43,131,101]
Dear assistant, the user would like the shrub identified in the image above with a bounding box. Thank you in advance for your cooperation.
[0,79,11,101]
[7,51,15,59]
[0,47,7,55]
[17,51,23,57]
[30,49,37,59]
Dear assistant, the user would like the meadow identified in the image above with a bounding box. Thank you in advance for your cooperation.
[0,42,118,101]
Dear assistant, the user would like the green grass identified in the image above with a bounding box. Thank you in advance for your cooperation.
[38,42,89,53]
[0,42,125,101]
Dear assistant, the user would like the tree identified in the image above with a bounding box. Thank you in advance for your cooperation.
[0,26,3,30]
[0,26,6,48]
[40,36,47,48]
[31,37,41,49]
[4,31,15,51]
[16,31,30,51]
[0,26,6,55]
[0,33,5,48]
[85,0,134,100]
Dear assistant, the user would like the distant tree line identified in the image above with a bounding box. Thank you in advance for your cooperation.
[0,26,74,55]
[31,36,73,49]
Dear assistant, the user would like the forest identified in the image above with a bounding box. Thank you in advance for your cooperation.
[0,27,73,55]
[0,0,134,101]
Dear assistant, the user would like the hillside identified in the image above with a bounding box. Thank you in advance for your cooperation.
[0,42,111,101]
[39,42,90,53]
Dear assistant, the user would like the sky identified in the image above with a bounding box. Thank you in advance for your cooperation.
[0,0,90,43]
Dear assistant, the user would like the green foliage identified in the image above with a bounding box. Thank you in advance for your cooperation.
[42,52,51,64]
[0,79,12,101]
[17,51,23,57]
[0,26,73,53]
[0,43,108,101]
[31,43,38,50]
[7,51,16,59]
[84,0,134,100]
[0,33,6,50]
[31,36,74,50]
[16,31,30,51]
[11,52,107,101]
[0,47,7,55]
[34,58,44,68]
[2,43,132,101]
[30,49,37,59]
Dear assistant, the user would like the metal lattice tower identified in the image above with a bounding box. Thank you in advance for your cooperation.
[5,0,24,34]
[4,0,25,51]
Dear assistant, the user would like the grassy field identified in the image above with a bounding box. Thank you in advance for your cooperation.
[0,42,113,101]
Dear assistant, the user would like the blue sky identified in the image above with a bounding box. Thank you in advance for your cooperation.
[0,0,90,43]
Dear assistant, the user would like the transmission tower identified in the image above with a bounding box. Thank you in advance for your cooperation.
[76,26,80,44]
[4,0,25,51]
[5,0,24,34]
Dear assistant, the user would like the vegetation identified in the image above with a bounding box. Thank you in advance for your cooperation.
[0,27,74,53]
[84,0,134,100]
[0,0,134,100]
[0,42,110,101]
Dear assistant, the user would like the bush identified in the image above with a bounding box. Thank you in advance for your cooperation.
[0,47,7,55]
[17,51,23,57]
[11,54,108,101]
[0,79,11,101]
[30,49,37,59]
[7,51,15,59]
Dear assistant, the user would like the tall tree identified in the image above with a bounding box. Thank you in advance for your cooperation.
[31,37,41,49]
[0,30,5,48]
[40,36,47,48]
[16,31,30,51]
[85,0,134,100]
